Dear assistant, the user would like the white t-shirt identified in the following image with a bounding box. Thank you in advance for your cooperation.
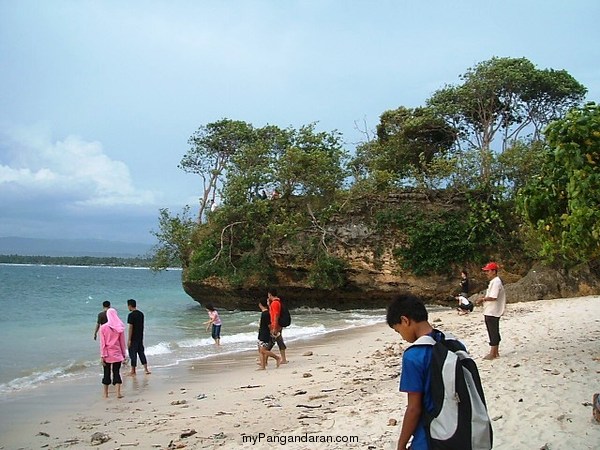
[458,295,470,306]
[483,276,506,317]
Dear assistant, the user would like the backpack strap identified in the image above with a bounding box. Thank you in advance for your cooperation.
[410,330,448,348]
[411,335,436,347]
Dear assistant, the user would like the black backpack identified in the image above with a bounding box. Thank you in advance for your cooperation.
[278,302,291,327]
[409,332,493,450]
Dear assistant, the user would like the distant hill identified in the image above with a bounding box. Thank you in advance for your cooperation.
[0,237,154,258]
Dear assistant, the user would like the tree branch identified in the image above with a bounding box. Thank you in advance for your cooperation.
[208,221,245,268]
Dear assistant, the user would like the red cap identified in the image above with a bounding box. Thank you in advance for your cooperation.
[482,262,499,271]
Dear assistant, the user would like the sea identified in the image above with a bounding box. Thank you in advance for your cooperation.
[0,264,385,397]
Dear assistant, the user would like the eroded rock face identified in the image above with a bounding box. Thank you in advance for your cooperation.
[182,258,489,311]
[505,263,600,303]
[181,191,600,310]
[183,262,600,311]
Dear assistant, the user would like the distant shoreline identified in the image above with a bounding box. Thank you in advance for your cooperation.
[0,261,183,270]
[0,254,155,268]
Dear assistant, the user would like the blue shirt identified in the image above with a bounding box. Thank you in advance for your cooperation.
[399,330,466,450]
[400,342,433,450]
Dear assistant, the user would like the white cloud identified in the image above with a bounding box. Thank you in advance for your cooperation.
[0,124,155,208]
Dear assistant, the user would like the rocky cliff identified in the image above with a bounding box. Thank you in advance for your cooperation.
[182,191,600,310]
[183,261,600,310]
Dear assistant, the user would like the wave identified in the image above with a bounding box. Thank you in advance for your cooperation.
[0,360,96,395]
[0,313,386,396]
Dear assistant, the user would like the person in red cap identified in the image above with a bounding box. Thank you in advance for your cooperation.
[476,262,506,360]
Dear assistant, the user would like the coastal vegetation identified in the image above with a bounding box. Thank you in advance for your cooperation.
[0,254,152,267]
[150,57,598,301]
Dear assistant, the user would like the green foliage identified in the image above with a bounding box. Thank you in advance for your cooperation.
[187,236,225,280]
[517,102,600,264]
[217,122,348,207]
[268,123,348,199]
[172,57,590,288]
[496,140,548,197]
[352,106,456,189]
[0,254,152,267]
[307,254,348,289]
[464,189,507,246]
[377,207,475,275]
[428,57,586,183]
[150,207,197,270]
[180,119,256,221]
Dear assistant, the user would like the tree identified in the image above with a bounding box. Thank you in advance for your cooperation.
[272,123,348,199]
[496,139,547,198]
[349,106,457,189]
[428,57,586,183]
[150,206,197,270]
[221,127,275,207]
[517,102,600,264]
[179,119,255,222]
[376,106,457,167]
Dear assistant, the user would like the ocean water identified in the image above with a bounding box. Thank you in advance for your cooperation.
[0,264,385,396]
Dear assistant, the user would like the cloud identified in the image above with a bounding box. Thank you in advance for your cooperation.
[0,124,155,209]
[0,124,164,243]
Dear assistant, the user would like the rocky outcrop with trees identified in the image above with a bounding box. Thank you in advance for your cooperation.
[150,57,599,310]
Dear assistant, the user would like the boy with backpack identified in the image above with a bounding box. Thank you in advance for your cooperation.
[387,294,492,450]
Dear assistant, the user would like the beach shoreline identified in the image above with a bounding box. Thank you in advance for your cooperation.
[1,295,599,449]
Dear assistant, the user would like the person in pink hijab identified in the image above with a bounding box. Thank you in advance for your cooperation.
[99,307,127,398]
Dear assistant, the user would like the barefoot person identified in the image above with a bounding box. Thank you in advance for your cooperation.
[203,304,222,346]
[267,289,288,364]
[126,298,151,375]
[257,298,281,370]
[98,307,127,398]
[476,262,506,360]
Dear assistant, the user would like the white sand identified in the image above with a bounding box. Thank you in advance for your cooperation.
[1,295,599,450]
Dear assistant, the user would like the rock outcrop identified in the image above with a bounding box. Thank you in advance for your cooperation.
[182,191,600,310]
[183,262,600,310]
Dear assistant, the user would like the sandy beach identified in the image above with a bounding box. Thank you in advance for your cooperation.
[1,295,599,450]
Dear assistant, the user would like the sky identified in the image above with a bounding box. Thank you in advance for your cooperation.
[1,1,599,245]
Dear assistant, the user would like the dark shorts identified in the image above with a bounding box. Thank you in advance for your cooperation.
[271,333,286,350]
[484,315,501,346]
[212,324,221,340]
[459,302,474,312]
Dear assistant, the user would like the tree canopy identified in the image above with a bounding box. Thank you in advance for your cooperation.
[517,102,600,265]
[427,57,586,183]
[151,57,593,284]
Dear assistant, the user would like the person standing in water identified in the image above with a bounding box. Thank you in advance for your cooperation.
[204,304,222,346]
[126,298,151,375]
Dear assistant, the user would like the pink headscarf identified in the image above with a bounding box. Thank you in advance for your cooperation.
[105,307,125,333]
